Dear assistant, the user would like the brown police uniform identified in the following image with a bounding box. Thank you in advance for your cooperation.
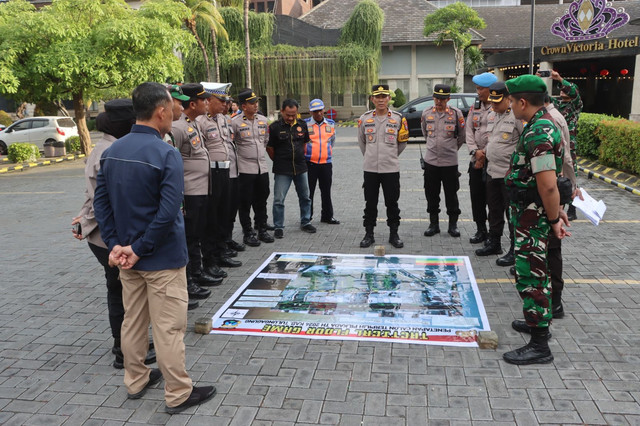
[466,101,492,238]
[421,105,465,227]
[231,111,271,235]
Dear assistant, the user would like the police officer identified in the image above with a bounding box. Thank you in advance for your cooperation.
[476,82,522,262]
[358,84,409,249]
[550,70,583,220]
[197,83,242,272]
[304,98,339,225]
[503,74,570,365]
[232,89,273,246]
[172,83,221,301]
[467,72,498,244]
[421,84,466,238]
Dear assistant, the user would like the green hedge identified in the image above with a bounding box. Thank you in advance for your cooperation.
[65,136,82,153]
[576,113,617,158]
[596,119,640,175]
[7,143,41,163]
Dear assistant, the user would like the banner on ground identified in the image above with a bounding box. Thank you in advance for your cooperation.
[211,253,490,347]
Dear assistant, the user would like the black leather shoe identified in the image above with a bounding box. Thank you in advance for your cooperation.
[510,266,516,276]
[496,250,515,266]
[448,225,460,238]
[274,228,284,239]
[475,239,502,256]
[360,232,375,248]
[423,224,440,237]
[188,283,211,299]
[301,224,317,233]
[188,299,199,310]
[258,229,274,243]
[321,217,340,225]
[166,385,216,414]
[552,303,564,319]
[192,270,223,286]
[469,230,487,244]
[511,320,552,338]
[221,248,238,258]
[389,233,404,249]
[113,347,157,369]
[256,223,275,231]
[128,368,163,399]
[227,240,246,252]
[203,262,227,279]
[218,257,242,268]
[243,233,261,247]
[567,205,577,221]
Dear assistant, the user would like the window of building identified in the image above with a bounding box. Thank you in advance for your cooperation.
[330,93,344,107]
[352,92,368,107]
[249,2,255,10]
[418,79,433,97]
[267,1,274,11]
[256,2,265,12]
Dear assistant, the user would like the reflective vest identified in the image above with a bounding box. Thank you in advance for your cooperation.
[304,117,335,164]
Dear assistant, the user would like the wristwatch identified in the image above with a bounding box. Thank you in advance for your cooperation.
[549,215,560,225]
[470,149,477,156]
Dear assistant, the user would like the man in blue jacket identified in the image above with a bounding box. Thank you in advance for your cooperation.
[94,82,215,414]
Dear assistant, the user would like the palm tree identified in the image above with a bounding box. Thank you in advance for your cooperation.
[243,0,251,87]
[183,0,228,81]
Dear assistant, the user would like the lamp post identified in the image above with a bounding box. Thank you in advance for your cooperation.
[529,0,535,74]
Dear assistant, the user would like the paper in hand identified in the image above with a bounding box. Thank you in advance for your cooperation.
[572,188,606,225]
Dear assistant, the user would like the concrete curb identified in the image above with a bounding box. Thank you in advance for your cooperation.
[0,153,85,174]
[577,157,640,196]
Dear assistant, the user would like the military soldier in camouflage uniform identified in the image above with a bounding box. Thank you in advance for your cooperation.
[503,75,571,365]
[550,70,582,220]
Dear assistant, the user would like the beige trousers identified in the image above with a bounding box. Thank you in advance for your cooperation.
[119,267,192,407]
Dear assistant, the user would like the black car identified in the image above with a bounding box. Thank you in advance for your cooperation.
[396,93,478,138]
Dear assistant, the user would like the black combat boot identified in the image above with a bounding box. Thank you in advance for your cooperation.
[469,222,487,244]
[552,292,564,319]
[475,236,503,256]
[187,273,212,299]
[112,338,157,369]
[511,320,552,339]
[567,204,577,221]
[389,226,404,249]
[203,259,228,279]
[258,227,274,243]
[243,231,261,247]
[496,238,515,266]
[424,214,439,237]
[503,327,553,365]
[360,227,375,248]
[447,216,460,238]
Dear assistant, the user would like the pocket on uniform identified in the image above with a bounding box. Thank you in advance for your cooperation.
[164,277,188,331]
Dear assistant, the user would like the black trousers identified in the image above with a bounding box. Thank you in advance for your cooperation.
[203,168,230,259]
[88,242,124,340]
[238,172,270,233]
[468,163,487,224]
[363,171,400,229]
[486,177,513,239]
[307,161,334,221]
[183,194,208,274]
[225,177,240,241]
[548,232,563,305]
[424,164,460,218]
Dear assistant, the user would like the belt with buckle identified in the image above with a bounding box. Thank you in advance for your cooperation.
[210,161,230,169]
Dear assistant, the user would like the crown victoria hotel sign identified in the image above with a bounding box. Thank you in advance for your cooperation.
[541,0,633,56]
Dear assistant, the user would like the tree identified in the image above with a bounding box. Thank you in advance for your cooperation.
[464,46,486,76]
[423,3,485,90]
[244,0,252,87]
[182,0,228,82]
[212,0,241,81]
[0,0,193,154]
[393,88,406,108]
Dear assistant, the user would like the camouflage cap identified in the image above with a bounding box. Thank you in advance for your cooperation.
[505,74,547,95]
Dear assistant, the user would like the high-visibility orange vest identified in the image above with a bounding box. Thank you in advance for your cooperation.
[304,118,335,164]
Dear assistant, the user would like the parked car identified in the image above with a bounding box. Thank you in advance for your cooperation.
[0,116,78,155]
[396,93,478,138]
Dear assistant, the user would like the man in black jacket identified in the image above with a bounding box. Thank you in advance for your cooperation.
[267,99,316,239]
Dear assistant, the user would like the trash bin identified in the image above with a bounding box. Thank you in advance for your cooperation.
[53,141,66,157]
[43,140,55,158]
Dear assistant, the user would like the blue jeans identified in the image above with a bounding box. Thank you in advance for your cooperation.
[273,173,312,229]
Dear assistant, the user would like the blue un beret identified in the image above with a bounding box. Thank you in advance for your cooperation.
[472,72,498,88]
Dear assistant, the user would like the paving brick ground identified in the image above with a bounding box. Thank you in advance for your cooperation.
[1,127,639,425]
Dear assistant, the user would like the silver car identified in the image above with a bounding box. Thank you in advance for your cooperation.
[0,116,78,154]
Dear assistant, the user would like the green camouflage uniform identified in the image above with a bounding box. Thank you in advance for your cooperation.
[552,79,582,175]
[505,107,563,328]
